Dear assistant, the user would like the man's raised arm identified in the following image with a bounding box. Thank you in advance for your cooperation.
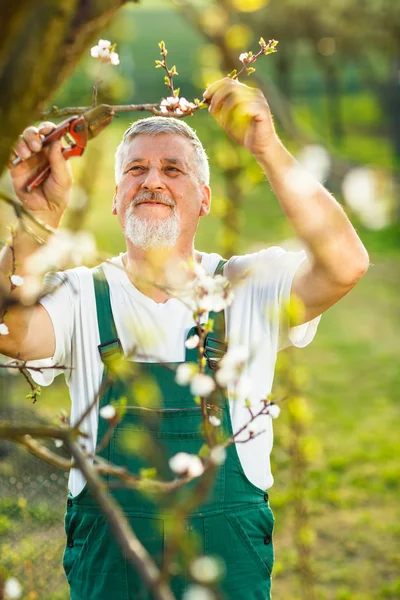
[203,78,369,324]
[0,123,72,360]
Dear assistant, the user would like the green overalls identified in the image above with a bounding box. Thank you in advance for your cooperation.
[62,261,274,600]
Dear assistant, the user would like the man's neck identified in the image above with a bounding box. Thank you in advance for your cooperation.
[122,246,202,303]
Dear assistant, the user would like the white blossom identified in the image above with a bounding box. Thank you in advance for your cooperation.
[109,52,120,66]
[342,167,392,230]
[4,577,22,600]
[190,373,215,397]
[185,334,200,349]
[297,144,331,183]
[19,275,42,305]
[160,96,197,115]
[169,452,204,477]
[239,52,251,64]
[267,403,281,419]
[54,439,64,448]
[175,362,197,386]
[10,275,24,287]
[216,345,249,387]
[234,374,252,398]
[183,585,215,600]
[190,556,223,584]
[99,404,117,420]
[91,39,119,65]
[210,445,227,466]
[209,415,221,427]
[0,323,9,335]
[26,230,97,274]
[183,265,234,316]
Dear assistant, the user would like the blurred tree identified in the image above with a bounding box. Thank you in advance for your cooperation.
[0,0,137,177]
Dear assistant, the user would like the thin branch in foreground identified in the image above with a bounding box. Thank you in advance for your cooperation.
[0,190,55,235]
[66,439,176,600]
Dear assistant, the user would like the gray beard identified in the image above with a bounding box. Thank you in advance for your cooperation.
[124,193,180,250]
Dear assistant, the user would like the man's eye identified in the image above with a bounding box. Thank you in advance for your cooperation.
[129,165,145,172]
[166,166,179,172]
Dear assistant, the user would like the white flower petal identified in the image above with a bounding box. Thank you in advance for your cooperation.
[210,445,227,466]
[98,47,111,58]
[187,455,205,477]
[110,52,120,66]
[183,584,215,600]
[90,46,100,58]
[215,366,231,387]
[190,556,223,584]
[10,275,24,287]
[209,415,221,427]
[235,374,252,398]
[176,363,196,386]
[99,405,116,420]
[98,39,112,49]
[190,374,215,397]
[5,577,23,600]
[267,403,281,419]
[169,452,192,475]
[185,334,200,350]
[0,323,9,335]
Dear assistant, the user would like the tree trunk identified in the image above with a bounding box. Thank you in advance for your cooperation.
[0,0,133,176]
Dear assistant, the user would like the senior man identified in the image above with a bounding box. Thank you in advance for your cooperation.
[0,78,369,600]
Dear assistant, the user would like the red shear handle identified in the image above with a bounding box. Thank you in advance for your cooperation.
[25,144,85,193]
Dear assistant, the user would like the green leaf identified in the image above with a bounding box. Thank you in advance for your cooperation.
[174,87,180,97]
[139,467,157,480]
[227,69,238,79]
[198,444,210,459]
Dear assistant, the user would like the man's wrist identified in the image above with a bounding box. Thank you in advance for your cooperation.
[252,133,283,165]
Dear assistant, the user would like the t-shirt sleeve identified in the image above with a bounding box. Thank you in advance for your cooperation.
[227,247,321,352]
[27,271,75,387]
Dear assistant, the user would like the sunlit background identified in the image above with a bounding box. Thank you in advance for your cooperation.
[1,0,399,598]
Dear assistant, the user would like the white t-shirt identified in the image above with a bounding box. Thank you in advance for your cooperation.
[30,248,320,496]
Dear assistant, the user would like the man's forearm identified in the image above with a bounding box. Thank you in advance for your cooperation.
[256,136,370,284]
[0,221,50,357]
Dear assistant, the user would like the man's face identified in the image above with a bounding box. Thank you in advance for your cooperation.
[112,133,211,250]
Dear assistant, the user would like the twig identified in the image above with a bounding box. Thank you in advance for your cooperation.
[72,376,112,430]
[0,190,55,235]
[155,41,178,97]
[15,434,73,470]
[66,439,176,600]
[41,103,163,118]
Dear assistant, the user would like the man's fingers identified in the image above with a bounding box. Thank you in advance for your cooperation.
[38,122,57,136]
[12,122,57,162]
[47,140,72,187]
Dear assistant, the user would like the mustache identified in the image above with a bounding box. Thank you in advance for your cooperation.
[132,192,175,208]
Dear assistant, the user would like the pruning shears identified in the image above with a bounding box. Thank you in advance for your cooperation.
[12,105,114,193]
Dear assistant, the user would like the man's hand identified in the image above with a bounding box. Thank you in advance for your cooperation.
[9,122,72,228]
[203,78,277,158]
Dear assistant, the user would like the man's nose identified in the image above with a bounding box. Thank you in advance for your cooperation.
[141,167,165,190]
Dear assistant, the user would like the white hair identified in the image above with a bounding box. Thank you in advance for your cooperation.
[115,117,210,186]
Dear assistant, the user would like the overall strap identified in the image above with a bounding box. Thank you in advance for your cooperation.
[203,258,228,367]
[92,266,123,363]
[209,258,228,342]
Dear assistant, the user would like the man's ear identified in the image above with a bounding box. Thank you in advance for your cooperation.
[199,185,211,217]
[112,186,118,215]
